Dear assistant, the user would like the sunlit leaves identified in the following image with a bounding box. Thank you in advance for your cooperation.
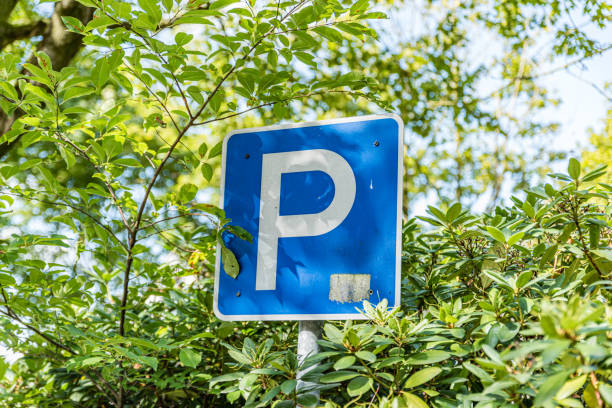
[179,348,202,368]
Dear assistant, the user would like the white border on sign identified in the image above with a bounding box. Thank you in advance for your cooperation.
[213,113,404,321]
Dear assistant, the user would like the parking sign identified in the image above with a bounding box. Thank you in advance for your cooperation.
[214,114,403,320]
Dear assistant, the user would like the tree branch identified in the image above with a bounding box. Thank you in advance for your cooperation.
[0,21,47,50]
[117,0,310,343]
[53,130,132,232]
[193,89,353,126]
[12,193,128,251]
[0,0,94,160]
[0,0,19,23]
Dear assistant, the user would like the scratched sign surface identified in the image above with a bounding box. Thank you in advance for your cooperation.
[214,114,403,320]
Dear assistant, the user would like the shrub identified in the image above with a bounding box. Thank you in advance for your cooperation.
[210,159,612,407]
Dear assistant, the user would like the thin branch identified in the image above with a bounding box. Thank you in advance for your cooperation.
[21,195,127,251]
[134,0,310,232]
[485,43,612,100]
[53,131,132,232]
[565,69,612,102]
[525,43,612,79]
[153,128,200,166]
[0,291,74,354]
[0,287,119,404]
[262,20,359,39]
[117,1,310,349]
[0,20,47,50]
[150,225,196,253]
[139,212,214,231]
[121,64,181,132]
[193,89,353,126]
[117,0,314,354]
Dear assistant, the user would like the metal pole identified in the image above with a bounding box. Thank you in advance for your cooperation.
[297,320,322,405]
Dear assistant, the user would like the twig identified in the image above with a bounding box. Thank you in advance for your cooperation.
[53,131,132,232]
[121,63,181,132]
[193,89,353,126]
[138,211,216,232]
[13,194,127,251]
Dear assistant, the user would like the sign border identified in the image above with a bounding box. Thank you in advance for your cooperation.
[214,113,404,321]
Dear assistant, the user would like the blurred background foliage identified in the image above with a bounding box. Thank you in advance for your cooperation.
[2,0,610,213]
[0,0,610,406]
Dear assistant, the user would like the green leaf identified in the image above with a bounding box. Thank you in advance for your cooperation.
[221,246,240,278]
[0,273,16,285]
[347,376,372,397]
[446,202,462,222]
[581,164,607,182]
[175,32,193,46]
[198,143,208,157]
[208,141,223,159]
[568,158,581,180]
[401,393,429,408]
[200,163,213,181]
[534,370,570,406]
[522,201,535,218]
[92,57,110,90]
[403,367,442,389]
[334,355,356,370]
[114,158,142,167]
[80,356,105,367]
[137,355,158,371]
[179,183,198,202]
[312,26,343,43]
[320,370,359,383]
[209,372,245,386]
[61,16,85,33]
[210,0,241,9]
[486,226,506,243]
[62,86,94,103]
[138,0,162,26]
[592,249,612,261]
[584,382,599,408]
[179,348,201,368]
[507,231,524,246]
[85,15,115,31]
[516,270,533,289]
[599,383,612,405]
[280,379,297,395]
[555,375,586,400]
[296,394,318,407]
[20,116,40,127]
[323,323,343,343]
[405,350,450,365]
[59,146,76,168]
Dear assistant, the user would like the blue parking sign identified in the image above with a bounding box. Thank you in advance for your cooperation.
[214,114,403,320]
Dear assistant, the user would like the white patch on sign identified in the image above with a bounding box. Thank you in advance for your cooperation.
[329,274,371,303]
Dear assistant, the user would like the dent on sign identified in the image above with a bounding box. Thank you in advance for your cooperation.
[214,114,403,321]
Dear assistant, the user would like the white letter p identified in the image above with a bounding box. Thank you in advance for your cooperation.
[255,149,356,290]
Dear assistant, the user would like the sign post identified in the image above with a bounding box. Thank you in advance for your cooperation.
[214,113,403,401]
[296,320,322,402]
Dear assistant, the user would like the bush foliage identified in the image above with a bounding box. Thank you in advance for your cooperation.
[2,151,611,407]
[206,159,612,408]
